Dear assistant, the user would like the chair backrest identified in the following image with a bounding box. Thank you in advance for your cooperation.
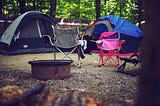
[97,32,121,50]
[100,32,119,40]
[53,27,80,48]
[101,39,120,50]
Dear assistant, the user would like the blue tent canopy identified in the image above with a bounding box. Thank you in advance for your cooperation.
[99,15,143,37]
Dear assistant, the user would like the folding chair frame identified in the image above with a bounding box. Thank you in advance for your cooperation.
[98,49,120,66]
[96,32,124,67]
[51,27,82,68]
[53,45,81,68]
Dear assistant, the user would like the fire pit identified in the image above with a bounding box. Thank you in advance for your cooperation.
[28,60,72,80]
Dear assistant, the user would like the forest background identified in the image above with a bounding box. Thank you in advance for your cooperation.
[0,0,144,32]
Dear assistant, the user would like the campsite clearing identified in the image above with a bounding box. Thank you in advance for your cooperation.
[0,53,140,104]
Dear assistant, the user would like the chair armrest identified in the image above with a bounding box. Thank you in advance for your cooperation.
[120,40,125,44]
[43,35,54,46]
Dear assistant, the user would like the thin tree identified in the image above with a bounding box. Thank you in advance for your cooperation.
[33,0,36,11]
[0,0,2,14]
[18,0,27,14]
[95,0,101,19]
[136,0,144,28]
[50,0,56,18]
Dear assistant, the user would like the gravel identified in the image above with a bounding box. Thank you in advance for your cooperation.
[0,53,140,104]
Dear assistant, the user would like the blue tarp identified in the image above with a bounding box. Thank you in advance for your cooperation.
[99,15,143,37]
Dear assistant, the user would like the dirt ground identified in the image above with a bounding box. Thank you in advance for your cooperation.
[0,52,140,105]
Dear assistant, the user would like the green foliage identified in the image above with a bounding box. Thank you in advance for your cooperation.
[56,0,138,23]
[1,0,139,23]
[2,0,19,15]
[101,0,138,23]
[56,0,95,20]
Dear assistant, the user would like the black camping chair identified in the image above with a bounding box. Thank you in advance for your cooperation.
[117,52,140,71]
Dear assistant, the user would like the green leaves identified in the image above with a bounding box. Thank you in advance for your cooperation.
[1,0,139,23]
[56,0,138,23]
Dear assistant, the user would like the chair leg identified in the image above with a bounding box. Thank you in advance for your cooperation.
[98,56,103,67]
[73,58,81,68]
[109,56,120,66]
[109,50,120,66]
[54,46,81,68]
[98,49,106,66]
[98,50,120,66]
[53,49,56,60]
[117,62,126,71]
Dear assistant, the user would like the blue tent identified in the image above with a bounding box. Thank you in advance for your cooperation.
[99,15,143,37]
[85,15,144,54]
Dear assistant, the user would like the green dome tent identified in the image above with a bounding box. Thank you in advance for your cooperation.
[0,11,59,55]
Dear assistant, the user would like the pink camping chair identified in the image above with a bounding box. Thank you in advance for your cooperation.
[96,32,124,66]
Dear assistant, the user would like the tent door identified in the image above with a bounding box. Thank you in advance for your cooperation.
[18,19,42,38]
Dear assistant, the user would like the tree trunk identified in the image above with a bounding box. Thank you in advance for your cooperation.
[0,0,2,14]
[50,0,56,18]
[95,0,101,19]
[18,0,27,14]
[33,0,36,11]
[137,0,160,106]
[136,0,144,28]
